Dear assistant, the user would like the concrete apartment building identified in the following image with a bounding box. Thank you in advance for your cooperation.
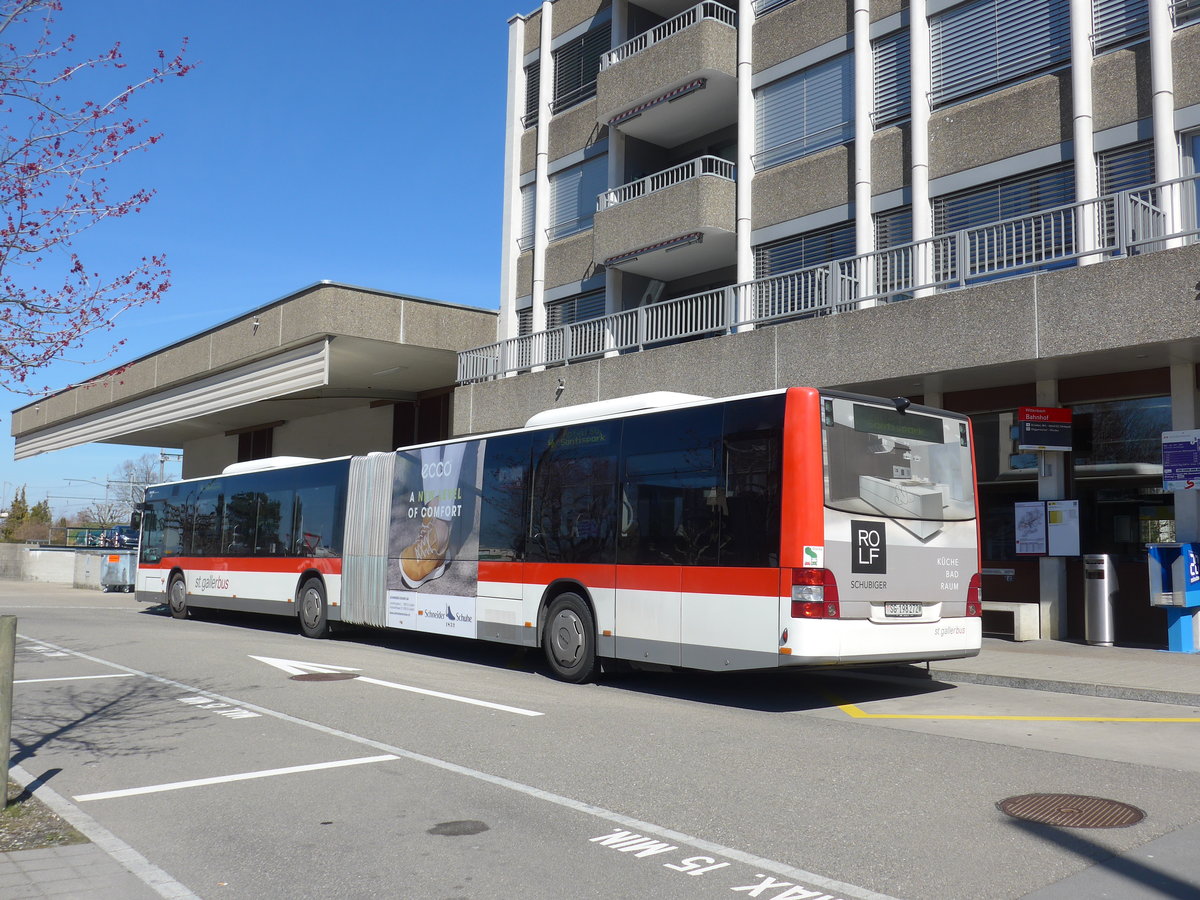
[452,0,1200,645]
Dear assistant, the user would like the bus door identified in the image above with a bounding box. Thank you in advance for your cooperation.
[527,422,620,652]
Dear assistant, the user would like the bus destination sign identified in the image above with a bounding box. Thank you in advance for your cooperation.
[1017,406,1072,451]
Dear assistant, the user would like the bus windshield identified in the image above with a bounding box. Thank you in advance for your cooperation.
[822,397,975,521]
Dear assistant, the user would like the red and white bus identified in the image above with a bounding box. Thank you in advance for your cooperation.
[136,387,982,681]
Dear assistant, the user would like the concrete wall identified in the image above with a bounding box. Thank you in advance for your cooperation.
[593,176,735,264]
[596,17,735,119]
[0,545,132,589]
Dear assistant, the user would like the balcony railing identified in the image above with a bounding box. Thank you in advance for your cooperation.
[600,1,736,71]
[597,156,735,211]
[459,172,1200,383]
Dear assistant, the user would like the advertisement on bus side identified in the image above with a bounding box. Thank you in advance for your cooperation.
[385,441,486,638]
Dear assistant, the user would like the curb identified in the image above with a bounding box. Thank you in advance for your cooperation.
[902,666,1200,708]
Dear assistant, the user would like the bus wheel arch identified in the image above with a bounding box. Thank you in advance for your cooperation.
[167,569,188,619]
[297,573,330,639]
[539,583,599,683]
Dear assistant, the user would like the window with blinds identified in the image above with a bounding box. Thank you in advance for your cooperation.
[1098,140,1154,194]
[874,206,914,296]
[933,163,1075,274]
[547,289,606,328]
[933,163,1075,232]
[1093,0,1149,51]
[523,61,540,128]
[753,0,796,13]
[930,0,1071,108]
[753,222,856,278]
[873,31,911,128]
[548,155,607,241]
[1176,0,1200,27]
[1094,0,1147,51]
[754,54,854,170]
[552,23,611,113]
[519,184,535,250]
[517,307,533,336]
[1097,140,1155,247]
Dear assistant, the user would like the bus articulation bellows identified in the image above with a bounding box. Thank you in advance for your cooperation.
[136,387,982,682]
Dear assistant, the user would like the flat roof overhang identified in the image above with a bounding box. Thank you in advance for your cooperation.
[11,281,498,459]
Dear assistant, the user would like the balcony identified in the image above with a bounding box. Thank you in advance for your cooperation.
[459,173,1200,382]
[593,156,736,280]
[596,2,737,148]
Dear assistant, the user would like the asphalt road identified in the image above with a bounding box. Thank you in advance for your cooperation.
[3,580,1200,900]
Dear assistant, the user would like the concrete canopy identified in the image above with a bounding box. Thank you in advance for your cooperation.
[10,282,498,461]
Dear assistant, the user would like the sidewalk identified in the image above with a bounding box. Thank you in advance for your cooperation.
[910,636,1200,707]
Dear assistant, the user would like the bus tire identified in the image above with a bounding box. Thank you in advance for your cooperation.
[298,578,330,639]
[167,574,189,620]
[542,592,598,684]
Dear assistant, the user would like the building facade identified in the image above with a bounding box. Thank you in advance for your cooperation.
[455,0,1200,646]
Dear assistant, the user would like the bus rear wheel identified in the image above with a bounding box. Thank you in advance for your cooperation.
[542,593,598,683]
[298,578,330,639]
[167,574,188,620]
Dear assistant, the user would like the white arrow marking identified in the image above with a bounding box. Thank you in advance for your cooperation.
[249,656,543,717]
[249,655,361,677]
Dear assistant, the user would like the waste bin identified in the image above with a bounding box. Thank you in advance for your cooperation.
[100,552,136,593]
[1083,554,1116,646]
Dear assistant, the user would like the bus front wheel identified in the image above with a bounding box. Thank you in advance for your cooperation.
[298,578,330,639]
[542,593,598,683]
[167,574,188,620]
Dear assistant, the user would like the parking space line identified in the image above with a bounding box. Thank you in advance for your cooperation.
[356,675,544,716]
[17,673,136,684]
[834,699,1200,723]
[20,635,896,900]
[73,755,400,802]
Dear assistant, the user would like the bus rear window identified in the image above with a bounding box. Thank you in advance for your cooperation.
[823,399,975,521]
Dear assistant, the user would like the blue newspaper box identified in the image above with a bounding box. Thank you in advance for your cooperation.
[1147,543,1200,652]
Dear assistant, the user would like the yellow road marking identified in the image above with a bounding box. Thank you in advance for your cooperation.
[833,700,1200,724]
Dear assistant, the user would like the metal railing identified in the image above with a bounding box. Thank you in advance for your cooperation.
[601,1,736,70]
[459,172,1200,383]
[597,156,735,211]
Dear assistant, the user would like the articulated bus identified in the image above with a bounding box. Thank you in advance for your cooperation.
[136,387,982,681]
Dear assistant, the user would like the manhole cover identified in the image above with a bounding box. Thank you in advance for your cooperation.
[289,672,358,682]
[428,820,489,837]
[998,794,1145,828]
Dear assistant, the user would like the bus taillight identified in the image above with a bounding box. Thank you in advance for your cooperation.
[966,573,983,616]
[791,568,840,619]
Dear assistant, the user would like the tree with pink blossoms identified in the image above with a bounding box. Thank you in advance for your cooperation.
[0,0,190,392]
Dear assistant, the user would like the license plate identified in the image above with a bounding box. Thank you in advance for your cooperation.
[884,601,922,618]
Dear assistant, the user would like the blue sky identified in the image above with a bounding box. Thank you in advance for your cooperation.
[1,0,514,517]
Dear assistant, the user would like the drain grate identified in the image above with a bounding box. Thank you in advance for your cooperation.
[998,793,1145,829]
[289,672,359,682]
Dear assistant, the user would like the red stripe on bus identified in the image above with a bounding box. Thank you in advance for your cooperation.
[139,557,343,576]
[781,386,825,569]
[479,561,782,598]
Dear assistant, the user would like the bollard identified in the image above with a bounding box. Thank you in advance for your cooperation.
[0,615,14,807]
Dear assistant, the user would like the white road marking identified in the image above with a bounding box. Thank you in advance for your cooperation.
[19,636,896,900]
[356,675,544,716]
[73,755,399,802]
[250,654,544,717]
[16,673,136,684]
[9,763,199,900]
[249,655,360,676]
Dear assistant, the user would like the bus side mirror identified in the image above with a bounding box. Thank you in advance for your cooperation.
[129,510,142,529]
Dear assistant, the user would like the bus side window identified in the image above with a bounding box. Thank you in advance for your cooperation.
[479,433,531,561]
[619,406,722,567]
[529,422,619,565]
[192,480,225,557]
[721,395,784,568]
